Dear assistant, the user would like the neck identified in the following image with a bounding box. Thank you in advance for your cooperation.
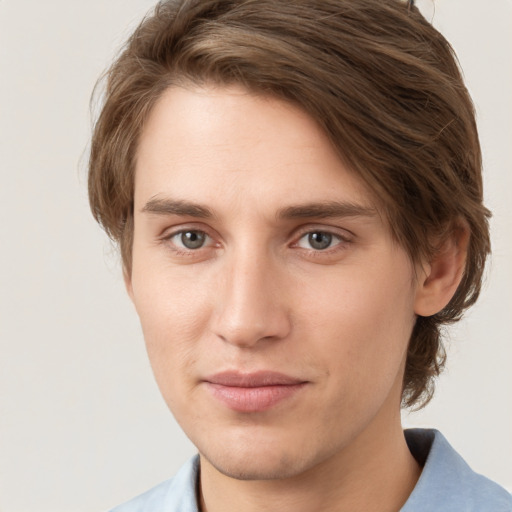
[199,416,421,512]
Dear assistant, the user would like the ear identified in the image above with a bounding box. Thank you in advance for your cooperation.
[414,222,470,317]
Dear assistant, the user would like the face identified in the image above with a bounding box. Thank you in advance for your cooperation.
[129,85,420,481]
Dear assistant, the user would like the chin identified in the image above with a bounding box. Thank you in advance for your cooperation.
[196,427,332,482]
[202,449,309,481]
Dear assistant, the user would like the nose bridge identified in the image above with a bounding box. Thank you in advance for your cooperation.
[212,242,290,347]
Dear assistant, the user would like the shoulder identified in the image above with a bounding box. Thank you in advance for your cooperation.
[108,456,200,512]
[402,429,512,512]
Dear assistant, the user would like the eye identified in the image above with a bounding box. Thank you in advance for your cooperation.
[170,230,210,250]
[296,231,342,251]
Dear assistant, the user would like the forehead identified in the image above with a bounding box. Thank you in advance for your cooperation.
[134,85,378,214]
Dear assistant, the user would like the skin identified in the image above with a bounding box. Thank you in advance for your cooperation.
[126,85,467,512]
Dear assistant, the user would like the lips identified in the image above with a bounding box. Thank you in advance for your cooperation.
[203,371,307,413]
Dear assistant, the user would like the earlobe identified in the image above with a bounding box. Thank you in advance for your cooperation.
[414,223,470,317]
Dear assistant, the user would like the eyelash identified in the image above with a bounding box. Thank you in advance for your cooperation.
[162,228,216,255]
[160,226,353,257]
[293,230,351,254]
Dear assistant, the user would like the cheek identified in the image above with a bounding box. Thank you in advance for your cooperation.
[130,264,213,394]
[132,248,213,334]
[301,262,416,388]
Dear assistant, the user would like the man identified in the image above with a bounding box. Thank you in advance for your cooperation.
[88,0,512,510]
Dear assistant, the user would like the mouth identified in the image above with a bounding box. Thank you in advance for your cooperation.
[203,371,308,413]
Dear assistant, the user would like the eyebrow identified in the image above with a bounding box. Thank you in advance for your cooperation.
[277,201,377,220]
[141,198,214,218]
[141,197,377,220]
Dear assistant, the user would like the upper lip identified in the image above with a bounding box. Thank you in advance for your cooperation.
[204,371,306,387]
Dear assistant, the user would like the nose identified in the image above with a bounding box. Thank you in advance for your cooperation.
[211,249,291,348]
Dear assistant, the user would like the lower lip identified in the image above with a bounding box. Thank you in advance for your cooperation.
[205,383,306,412]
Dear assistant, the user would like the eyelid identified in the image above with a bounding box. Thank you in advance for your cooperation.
[159,222,214,239]
[159,224,220,252]
[289,225,355,258]
[291,224,355,243]
[157,222,354,256]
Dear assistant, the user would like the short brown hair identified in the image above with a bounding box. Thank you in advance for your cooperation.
[88,0,491,408]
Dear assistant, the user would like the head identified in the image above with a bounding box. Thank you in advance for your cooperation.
[88,0,490,470]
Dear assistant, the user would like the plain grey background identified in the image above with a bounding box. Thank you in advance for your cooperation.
[0,1,510,510]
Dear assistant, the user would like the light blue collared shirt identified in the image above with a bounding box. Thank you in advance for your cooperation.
[109,429,512,511]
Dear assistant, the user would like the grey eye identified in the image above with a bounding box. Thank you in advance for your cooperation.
[307,232,333,250]
[178,230,207,249]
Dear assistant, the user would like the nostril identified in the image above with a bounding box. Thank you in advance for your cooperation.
[212,305,291,348]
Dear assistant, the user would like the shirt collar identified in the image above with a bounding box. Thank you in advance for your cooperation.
[401,428,511,511]
[158,429,510,512]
